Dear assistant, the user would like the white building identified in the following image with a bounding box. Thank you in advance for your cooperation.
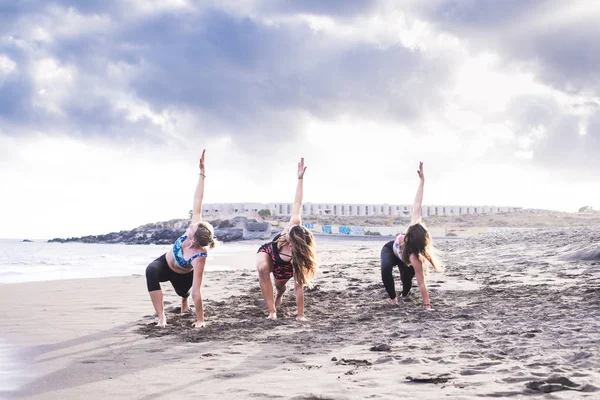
[268,203,413,217]
[201,203,265,218]
[201,202,519,218]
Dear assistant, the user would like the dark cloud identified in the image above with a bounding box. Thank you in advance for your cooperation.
[416,0,551,29]
[412,0,600,93]
[522,24,600,93]
[262,0,377,17]
[2,0,597,176]
[531,114,600,172]
[126,10,442,124]
[0,72,33,123]
[409,0,600,173]
[0,0,116,15]
[1,2,448,154]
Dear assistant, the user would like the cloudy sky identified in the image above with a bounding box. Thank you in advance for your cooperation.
[1,0,599,239]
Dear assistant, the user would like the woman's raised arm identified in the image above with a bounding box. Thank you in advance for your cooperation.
[191,150,206,225]
[289,157,306,227]
[410,161,425,226]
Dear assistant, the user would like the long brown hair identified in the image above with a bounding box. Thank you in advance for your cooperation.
[401,223,443,272]
[277,225,317,286]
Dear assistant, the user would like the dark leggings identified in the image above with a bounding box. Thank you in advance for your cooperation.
[381,240,415,299]
[145,253,193,298]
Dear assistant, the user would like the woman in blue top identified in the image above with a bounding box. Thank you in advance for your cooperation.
[145,150,215,328]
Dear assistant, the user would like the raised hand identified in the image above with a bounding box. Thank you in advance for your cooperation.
[417,161,424,181]
[297,157,307,179]
[199,149,206,174]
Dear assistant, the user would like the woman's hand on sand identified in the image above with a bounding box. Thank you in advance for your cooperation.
[297,157,306,179]
[199,149,206,174]
[417,161,424,181]
[391,297,399,305]
[192,320,205,328]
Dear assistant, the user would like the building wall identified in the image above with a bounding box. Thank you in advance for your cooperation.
[201,202,265,218]
[201,202,519,218]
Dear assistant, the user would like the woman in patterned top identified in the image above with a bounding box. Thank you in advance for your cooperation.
[145,150,215,328]
[256,158,317,321]
[380,162,443,310]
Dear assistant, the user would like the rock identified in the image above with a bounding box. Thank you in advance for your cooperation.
[370,344,392,352]
[215,217,271,241]
[46,216,270,245]
[22,239,33,242]
[406,375,452,384]
[214,228,244,242]
[244,221,272,240]
[335,359,372,366]
[331,357,338,362]
[538,383,567,393]
[216,219,236,229]
[526,376,589,393]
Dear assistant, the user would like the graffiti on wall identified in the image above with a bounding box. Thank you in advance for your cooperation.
[321,225,333,234]
[301,223,370,235]
[338,226,365,235]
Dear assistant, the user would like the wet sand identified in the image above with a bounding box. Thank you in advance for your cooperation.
[1,229,599,399]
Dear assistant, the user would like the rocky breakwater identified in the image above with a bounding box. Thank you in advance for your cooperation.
[211,216,272,242]
[48,217,272,244]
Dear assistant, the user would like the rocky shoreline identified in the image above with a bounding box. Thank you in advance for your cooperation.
[47,217,273,244]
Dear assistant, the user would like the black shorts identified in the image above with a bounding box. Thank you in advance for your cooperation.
[145,253,193,297]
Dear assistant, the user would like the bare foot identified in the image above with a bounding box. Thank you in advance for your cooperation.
[181,298,190,313]
[267,312,277,320]
[157,314,167,328]
[391,297,399,305]
[192,321,205,328]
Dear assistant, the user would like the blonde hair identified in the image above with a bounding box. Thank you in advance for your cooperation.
[401,222,443,273]
[193,221,217,249]
[277,225,317,286]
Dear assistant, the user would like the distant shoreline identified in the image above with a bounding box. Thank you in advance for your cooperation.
[6,209,600,242]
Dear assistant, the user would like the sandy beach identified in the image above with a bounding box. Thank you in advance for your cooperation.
[1,230,599,399]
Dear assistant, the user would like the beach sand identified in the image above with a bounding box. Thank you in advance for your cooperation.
[1,230,599,399]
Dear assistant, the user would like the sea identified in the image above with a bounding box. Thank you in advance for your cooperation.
[0,238,258,396]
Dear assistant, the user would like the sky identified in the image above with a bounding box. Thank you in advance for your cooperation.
[1,0,599,239]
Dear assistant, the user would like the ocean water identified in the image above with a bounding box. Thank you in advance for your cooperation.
[0,239,256,285]
[0,338,29,397]
[0,239,259,396]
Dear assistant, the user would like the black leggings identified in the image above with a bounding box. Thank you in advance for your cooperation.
[145,254,193,298]
[381,240,415,299]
